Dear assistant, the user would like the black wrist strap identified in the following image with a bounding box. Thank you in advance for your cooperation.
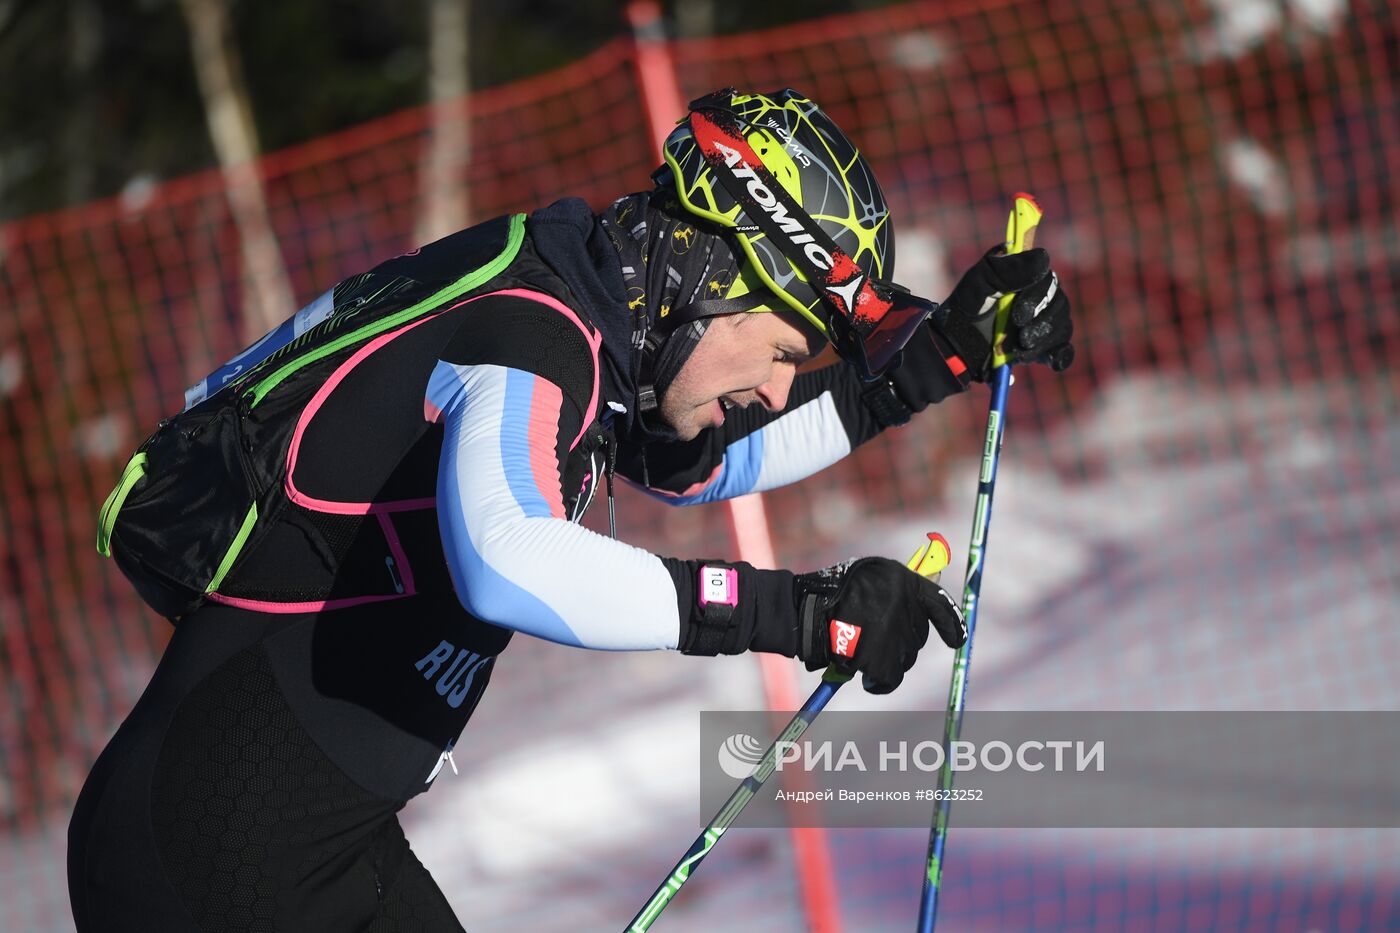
[691,601,733,655]
[799,592,828,664]
[861,378,913,428]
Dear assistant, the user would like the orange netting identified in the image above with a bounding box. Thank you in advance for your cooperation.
[2,1,1397,929]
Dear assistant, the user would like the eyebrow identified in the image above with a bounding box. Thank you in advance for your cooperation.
[779,341,812,362]
[793,333,824,360]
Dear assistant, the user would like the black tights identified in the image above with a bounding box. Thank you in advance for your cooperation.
[68,604,466,932]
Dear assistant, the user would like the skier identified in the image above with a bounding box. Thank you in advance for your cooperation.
[72,88,1072,931]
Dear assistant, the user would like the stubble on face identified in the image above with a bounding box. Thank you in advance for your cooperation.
[656,311,824,441]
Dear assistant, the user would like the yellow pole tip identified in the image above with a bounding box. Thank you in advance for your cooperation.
[925,532,951,566]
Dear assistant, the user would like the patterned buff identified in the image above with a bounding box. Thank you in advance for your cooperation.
[598,190,745,403]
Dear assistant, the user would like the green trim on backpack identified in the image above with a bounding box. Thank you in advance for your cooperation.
[205,502,259,593]
[97,451,148,557]
[244,212,527,408]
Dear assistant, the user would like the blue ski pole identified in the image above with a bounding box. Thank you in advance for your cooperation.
[917,193,1043,931]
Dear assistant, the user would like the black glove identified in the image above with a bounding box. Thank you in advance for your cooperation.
[931,245,1075,382]
[793,557,966,694]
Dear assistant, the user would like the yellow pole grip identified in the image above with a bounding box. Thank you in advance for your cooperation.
[990,193,1044,369]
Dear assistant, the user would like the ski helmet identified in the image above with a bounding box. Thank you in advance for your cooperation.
[653,87,935,380]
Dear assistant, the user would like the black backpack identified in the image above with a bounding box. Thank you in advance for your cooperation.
[96,214,526,620]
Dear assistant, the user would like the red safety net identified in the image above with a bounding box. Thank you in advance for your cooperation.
[2,0,1397,929]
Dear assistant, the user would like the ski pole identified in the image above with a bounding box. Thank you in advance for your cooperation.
[627,532,953,932]
[916,193,1043,932]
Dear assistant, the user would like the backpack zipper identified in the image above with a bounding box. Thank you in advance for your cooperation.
[384,555,405,594]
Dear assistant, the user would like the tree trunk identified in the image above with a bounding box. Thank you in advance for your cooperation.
[674,0,714,38]
[66,0,101,206]
[178,0,295,339]
[415,0,471,246]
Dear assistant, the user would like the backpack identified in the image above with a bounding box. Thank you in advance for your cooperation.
[96,213,526,620]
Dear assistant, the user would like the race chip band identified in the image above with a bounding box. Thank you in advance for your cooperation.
[688,564,739,656]
[699,566,738,609]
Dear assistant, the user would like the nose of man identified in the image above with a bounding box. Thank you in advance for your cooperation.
[754,364,797,412]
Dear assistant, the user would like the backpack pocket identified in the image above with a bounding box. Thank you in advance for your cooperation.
[100,399,273,620]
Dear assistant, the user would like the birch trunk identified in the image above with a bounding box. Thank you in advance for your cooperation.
[178,0,295,339]
[415,0,471,245]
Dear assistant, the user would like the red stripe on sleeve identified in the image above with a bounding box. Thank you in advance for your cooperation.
[526,378,567,518]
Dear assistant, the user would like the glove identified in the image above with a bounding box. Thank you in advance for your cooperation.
[793,557,967,694]
[931,245,1075,382]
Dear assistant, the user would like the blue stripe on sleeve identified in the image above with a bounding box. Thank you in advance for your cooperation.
[647,428,766,505]
[445,520,584,647]
[500,368,553,518]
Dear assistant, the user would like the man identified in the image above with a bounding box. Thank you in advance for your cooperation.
[73,88,1072,931]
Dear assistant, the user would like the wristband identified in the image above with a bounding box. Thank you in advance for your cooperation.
[688,564,738,656]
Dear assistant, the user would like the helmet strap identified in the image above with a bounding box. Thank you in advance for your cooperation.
[636,292,767,413]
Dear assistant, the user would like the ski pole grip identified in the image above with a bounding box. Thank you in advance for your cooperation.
[990,193,1044,369]
[909,531,952,579]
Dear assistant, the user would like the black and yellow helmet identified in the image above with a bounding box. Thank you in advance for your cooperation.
[655,88,933,380]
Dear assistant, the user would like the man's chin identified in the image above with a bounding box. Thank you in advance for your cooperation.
[672,419,704,442]
[683,401,726,440]
[654,400,699,441]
